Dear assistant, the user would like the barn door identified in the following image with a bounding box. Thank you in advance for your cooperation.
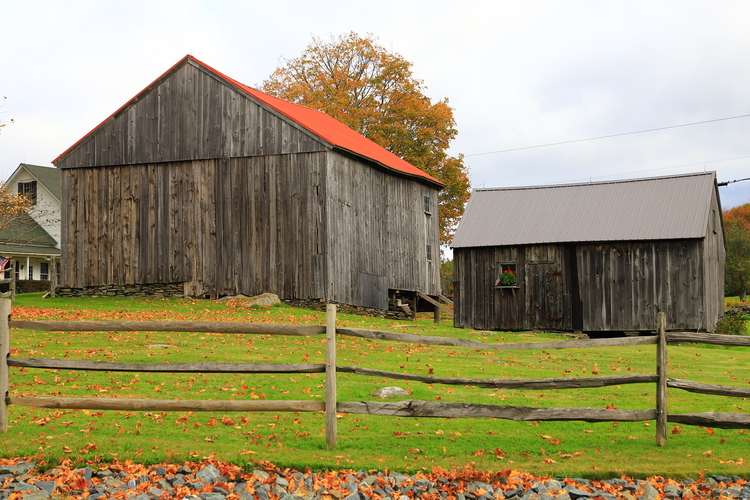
[525,262,564,330]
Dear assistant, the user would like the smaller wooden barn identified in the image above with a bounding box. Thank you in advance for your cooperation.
[452,172,725,333]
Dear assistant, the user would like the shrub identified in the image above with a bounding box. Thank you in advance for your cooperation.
[715,315,748,335]
[15,280,52,294]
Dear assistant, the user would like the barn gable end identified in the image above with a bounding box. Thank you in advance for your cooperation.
[54,59,329,169]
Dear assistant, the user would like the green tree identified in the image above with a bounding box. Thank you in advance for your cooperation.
[440,258,454,297]
[263,32,470,245]
[724,202,750,302]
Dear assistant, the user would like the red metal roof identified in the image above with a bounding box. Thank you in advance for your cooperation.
[54,55,442,186]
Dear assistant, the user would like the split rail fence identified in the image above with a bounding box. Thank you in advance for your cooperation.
[1,299,750,448]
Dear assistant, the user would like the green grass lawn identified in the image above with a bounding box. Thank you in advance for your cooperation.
[2,293,749,478]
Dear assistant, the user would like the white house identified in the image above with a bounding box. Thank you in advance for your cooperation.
[1,164,61,282]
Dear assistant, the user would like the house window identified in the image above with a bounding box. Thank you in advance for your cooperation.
[426,244,433,262]
[14,261,19,281]
[40,262,49,281]
[28,264,34,280]
[423,195,431,214]
[18,181,37,205]
[495,263,518,287]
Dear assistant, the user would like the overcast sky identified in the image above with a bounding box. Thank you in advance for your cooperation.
[1,0,748,210]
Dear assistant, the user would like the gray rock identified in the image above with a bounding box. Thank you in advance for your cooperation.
[253,470,271,482]
[32,481,55,493]
[148,487,166,497]
[504,488,523,498]
[564,486,591,499]
[216,294,248,302]
[0,462,35,475]
[292,489,315,500]
[96,470,114,479]
[197,464,223,484]
[545,481,564,492]
[23,491,49,500]
[12,483,39,493]
[157,479,173,491]
[199,493,227,500]
[243,293,281,308]
[374,386,410,398]
[276,477,290,487]
[641,483,660,500]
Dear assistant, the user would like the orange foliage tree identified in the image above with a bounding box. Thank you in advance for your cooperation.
[723,202,750,301]
[262,32,470,245]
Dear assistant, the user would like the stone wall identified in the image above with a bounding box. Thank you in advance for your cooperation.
[56,283,184,298]
[283,298,411,320]
[725,305,750,316]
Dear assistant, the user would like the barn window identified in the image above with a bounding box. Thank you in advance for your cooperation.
[712,209,718,234]
[18,181,37,205]
[423,195,431,214]
[426,244,433,261]
[495,263,518,287]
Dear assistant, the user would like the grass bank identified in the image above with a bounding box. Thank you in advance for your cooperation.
[2,293,748,478]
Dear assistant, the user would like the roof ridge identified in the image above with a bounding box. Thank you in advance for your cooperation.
[475,171,715,192]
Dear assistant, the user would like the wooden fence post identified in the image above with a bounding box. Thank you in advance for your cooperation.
[325,303,337,449]
[0,298,11,433]
[656,311,667,446]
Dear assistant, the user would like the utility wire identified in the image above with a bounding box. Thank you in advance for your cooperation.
[466,113,750,157]
[562,155,750,184]
[718,177,750,187]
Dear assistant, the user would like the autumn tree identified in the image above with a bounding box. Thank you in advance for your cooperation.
[262,32,470,245]
[0,182,44,249]
[724,202,750,302]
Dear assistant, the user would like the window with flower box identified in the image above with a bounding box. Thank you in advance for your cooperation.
[494,263,518,288]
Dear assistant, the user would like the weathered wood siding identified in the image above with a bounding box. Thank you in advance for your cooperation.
[326,152,440,308]
[456,236,722,332]
[55,61,327,169]
[577,240,706,331]
[454,247,524,331]
[453,244,572,331]
[702,188,726,331]
[61,154,327,300]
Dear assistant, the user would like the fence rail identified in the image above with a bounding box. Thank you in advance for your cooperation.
[2,299,750,447]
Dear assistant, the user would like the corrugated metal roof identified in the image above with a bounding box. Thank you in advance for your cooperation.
[53,55,442,187]
[452,172,719,248]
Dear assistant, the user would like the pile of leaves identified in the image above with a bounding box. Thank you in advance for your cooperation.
[1,457,748,500]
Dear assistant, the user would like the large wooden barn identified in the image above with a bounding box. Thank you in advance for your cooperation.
[452,172,725,333]
[52,55,442,309]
